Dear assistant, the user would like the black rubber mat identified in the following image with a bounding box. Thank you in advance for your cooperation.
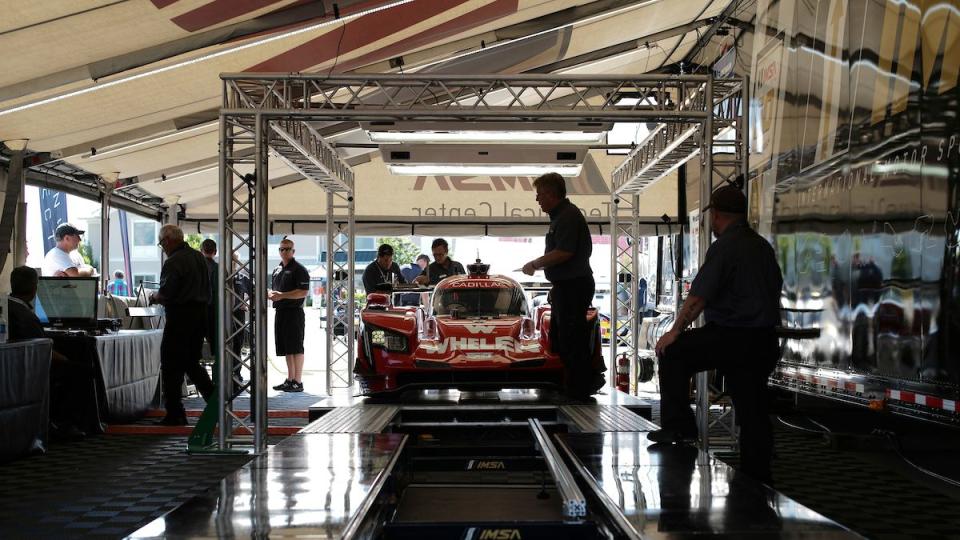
[0,435,260,539]
[718,424,960,539]
[645,393,960,539]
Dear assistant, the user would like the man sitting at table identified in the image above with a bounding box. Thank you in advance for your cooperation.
[8,266,99,441]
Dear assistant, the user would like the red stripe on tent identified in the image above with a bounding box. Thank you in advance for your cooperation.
[330,0,521,74]
[171,0,288,32]
[151,0,179,8]
[246,0,517,73]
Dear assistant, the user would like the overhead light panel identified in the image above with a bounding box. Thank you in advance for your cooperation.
[363,121,610,145]
[383,143,585,177]
[388,164,582,177]
[369,130,605,144]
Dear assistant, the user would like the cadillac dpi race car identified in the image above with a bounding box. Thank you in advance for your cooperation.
[354,260,603,395]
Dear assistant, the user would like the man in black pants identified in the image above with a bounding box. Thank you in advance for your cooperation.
[523,172,603,401]
[200,238,218,349]
[269,238,310,392]
[152,224,214,425]
[650,182,783,486]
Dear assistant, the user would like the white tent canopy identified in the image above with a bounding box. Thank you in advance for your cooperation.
[2,0,732,229]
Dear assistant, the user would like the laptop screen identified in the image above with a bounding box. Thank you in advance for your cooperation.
[35,277,98,326]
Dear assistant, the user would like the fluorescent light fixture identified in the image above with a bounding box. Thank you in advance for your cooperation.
[369,130,605,144]
[0,0,414,117]
[85,122,217,159]
[161,164,218,183]
[388,164,582,177]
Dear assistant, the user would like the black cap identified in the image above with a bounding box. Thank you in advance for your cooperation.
[703,184,747,214]
[55,223,85,240]
[377,244,394,257]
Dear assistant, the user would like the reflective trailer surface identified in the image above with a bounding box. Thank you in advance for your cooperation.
[128,433,405,539]
[559,433,861,539]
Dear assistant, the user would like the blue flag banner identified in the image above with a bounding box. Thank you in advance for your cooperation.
[39,188,68,253]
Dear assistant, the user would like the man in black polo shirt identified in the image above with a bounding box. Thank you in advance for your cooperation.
[361,243,406,294]
[522,172,601,401]
[650,182,783,486]
[151,224,214,425]
[269,238,310,393]
[414,238,466,286]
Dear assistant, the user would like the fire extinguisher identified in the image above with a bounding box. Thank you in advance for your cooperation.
[616,353,630,393]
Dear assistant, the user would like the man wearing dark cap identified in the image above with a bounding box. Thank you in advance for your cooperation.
[361,244,406,294]
[42,223,96,277]
[649,180,783,487]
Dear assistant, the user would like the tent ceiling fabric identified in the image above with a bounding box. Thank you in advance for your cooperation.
[1,0,731,231]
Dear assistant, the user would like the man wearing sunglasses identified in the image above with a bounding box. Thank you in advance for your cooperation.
[269,238,310,392]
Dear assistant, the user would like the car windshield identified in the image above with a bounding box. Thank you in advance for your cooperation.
[433,287,528,317]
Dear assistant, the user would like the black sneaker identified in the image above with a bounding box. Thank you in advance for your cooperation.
[287,380,304,393]
[646,429,697,444]
[273,379,292,391]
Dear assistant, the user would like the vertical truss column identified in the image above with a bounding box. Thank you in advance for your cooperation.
[710,77,749,189]
[217,103,267,452]
[326,191,355,394]
[609,193,640,390]
[700,77,750,453]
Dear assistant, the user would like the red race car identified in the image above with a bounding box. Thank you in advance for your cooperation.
[354,260,604,395]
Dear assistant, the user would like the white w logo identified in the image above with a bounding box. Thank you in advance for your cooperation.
[463,324,495,334]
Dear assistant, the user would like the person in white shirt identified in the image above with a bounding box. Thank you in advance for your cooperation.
[42,223,96,277]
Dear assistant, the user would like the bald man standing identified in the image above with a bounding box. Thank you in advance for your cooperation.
[151,224,214,425]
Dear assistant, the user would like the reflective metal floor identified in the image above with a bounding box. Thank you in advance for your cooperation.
[128,433,405,539]
[559,432,859,538]
[128,430,859,539]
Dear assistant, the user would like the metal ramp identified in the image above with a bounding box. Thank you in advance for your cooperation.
[300,405,399,434]
[561,404,658,432]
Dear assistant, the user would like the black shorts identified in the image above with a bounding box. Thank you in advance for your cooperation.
[274,308,305,356]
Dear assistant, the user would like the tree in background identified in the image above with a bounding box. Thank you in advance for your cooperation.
[78,242,97,270]
[376,236,419,266]
[185,233,203,251]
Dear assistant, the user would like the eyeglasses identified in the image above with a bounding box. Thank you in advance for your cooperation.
[279,247,293,252]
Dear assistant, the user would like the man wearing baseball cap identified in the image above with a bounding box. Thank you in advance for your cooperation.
[649,178,783,487]
[42,223,97,277]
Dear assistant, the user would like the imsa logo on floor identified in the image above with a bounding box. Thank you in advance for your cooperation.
[466,460,506,470]
[469,528,522,540]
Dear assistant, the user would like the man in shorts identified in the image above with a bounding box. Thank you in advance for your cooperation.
[269,238,310,392]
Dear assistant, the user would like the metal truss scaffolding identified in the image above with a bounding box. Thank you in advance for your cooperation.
[611,76,749,454]
[217,73,743,452]
[326,192,356,394]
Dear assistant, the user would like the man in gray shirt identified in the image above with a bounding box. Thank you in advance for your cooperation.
[650,182,783,486]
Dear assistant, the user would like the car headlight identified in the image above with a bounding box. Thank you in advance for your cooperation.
[368,327,408,353]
